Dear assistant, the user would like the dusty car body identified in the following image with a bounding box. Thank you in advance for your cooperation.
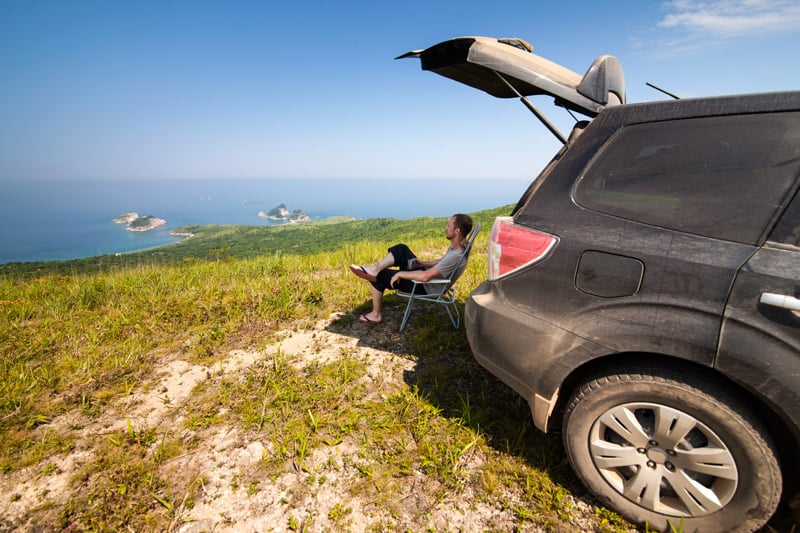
[402,36,800,532]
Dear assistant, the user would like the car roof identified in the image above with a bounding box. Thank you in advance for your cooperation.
[594,90,800,127]
[397,36,625,117]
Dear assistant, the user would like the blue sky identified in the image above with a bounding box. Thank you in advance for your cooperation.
[1,0,799,182]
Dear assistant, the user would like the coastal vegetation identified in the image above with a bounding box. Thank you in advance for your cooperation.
[0,213,463,278]
[3,206,791,530]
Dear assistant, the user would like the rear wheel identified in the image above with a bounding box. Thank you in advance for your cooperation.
[562,370,781,533]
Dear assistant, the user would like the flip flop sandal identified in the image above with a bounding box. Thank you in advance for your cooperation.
[349,264,377,282]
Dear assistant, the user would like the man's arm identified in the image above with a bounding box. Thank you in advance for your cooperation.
[415,259,438,269]
[390,267,440,288]
[393,247,462,287]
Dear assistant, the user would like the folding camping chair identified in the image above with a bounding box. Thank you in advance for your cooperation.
[396,223,481,332]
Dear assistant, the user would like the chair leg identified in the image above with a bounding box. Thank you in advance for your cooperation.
[399,291,461,332]
[399,295,416,332]
[444,302,460,329]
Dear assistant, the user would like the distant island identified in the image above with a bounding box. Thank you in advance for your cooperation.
[258,204,310,223]
[113,212,167,232]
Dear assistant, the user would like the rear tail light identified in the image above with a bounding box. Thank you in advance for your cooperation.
[488,217,558,280]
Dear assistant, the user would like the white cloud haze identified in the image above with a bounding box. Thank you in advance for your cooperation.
[659,0,800,36]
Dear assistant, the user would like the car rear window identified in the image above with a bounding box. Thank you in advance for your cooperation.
[574,112,800,244]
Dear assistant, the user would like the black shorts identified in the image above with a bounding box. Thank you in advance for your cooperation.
[372,244,426,293]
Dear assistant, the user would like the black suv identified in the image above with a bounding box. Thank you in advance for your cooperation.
[402,36,799,532]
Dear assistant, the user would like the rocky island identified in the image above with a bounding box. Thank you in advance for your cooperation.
[113,212,167,232]
[258,204,310,223]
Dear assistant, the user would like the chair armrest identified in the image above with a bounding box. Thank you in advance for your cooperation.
[414,279,451,285]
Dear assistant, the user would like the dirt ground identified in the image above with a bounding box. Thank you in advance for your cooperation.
[2,313,795,532]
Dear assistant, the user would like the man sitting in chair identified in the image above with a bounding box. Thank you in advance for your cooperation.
[349,213,474,324]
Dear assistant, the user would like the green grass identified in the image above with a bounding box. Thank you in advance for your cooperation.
[0,205,644,531]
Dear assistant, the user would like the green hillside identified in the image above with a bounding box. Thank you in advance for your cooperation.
[0,205,644,531]
[1,207,507,279]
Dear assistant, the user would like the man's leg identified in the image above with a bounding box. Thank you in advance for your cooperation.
[354,244,416,323]
[363,244,416,277]
[365,251,397,278]
[361,284,384,323]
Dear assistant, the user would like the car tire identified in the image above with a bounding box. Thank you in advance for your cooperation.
[562,369,781,533]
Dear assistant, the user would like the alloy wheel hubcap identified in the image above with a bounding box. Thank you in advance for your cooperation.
[588,402,738,517]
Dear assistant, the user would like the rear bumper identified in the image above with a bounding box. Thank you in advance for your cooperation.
[465,282,601,432]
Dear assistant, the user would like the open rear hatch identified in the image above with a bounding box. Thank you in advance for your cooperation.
[398,36,625,140]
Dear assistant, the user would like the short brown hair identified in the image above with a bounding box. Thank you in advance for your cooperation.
[452,213,473,237]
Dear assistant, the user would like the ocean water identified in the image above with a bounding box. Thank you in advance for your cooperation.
[0,178,527,264]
